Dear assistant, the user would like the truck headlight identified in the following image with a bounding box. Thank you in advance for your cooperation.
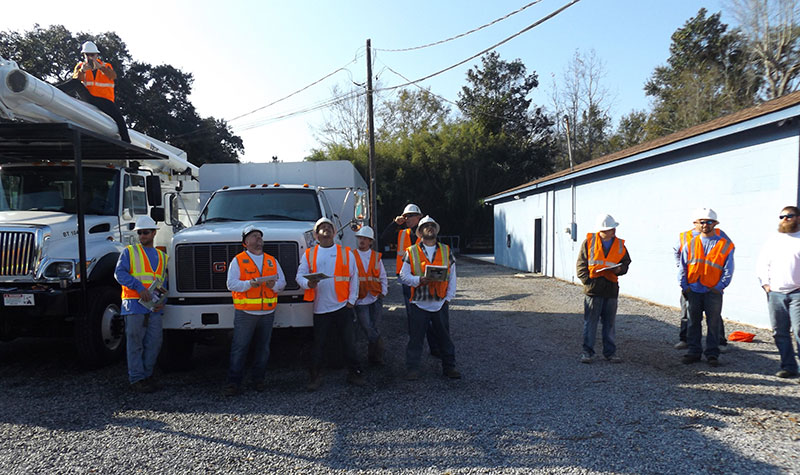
[56,262,73,278]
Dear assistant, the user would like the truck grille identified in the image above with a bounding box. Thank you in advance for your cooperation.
[0,231,36,276]
[176,241,300,293]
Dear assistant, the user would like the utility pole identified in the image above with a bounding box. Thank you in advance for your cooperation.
[365,39,378,248]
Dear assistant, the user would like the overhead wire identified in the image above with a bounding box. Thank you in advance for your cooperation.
[375,0,544,52]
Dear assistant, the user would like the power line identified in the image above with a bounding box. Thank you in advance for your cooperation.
[376,0,581,94]
[376,0,544,53]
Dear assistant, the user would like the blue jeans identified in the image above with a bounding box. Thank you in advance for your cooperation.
[355,299,382,343]
[403,283,440,353]
[406,302,455,370]
[582,296,617,357]
[679,293,727,343]
[687,290,722,358]
[228,310,275,385]
[767,290,800,373]
[125,312,162,384]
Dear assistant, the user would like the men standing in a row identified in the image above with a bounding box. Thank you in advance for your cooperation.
[381,204,440,358]
[679,208,734,367]
[399,216,460,380]
[352,226,389,365]
[757,206,800,378]
[223,226,286,396]
[674,209,730,350]
[114,216,166,393]
[576,214,631,364]
[297,218,365,391]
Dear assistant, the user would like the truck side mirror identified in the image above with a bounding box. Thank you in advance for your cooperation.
[353,189,368,223]
[150,206,165,223]
[146,175,162,206]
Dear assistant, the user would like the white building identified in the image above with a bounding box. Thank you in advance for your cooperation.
[484,91,800,329]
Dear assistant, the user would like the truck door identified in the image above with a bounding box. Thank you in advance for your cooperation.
[120,173,149,245]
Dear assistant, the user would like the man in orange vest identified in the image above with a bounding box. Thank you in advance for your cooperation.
[297,217,363,391]
[399,216,460,380]
[57,41,130,142]
[223,226,286,396]
[380,203,441,357]
[352,226,388,365]
[679,208,734,367]
[576,214,631,364]
[673,209,730,350]
[113,216,167,393]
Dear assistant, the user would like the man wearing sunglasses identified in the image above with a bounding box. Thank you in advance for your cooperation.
[57,41,130,143]
[679,208,734,367]
[673,210,731,351]
[114,216,166,393]
[757,206,800,378]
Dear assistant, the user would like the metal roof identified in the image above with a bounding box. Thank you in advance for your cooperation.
[0,122,167,163]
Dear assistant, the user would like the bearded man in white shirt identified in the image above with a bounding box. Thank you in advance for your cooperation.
[757,205,800,378]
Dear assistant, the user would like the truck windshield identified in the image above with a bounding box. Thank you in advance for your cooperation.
[199,188,322,224]
[0,166,119,215]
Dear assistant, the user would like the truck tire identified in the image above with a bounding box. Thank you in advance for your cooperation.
[74,286,125,367]
[158,330,195,372]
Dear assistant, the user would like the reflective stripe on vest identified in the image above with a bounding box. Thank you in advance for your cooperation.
[586,233,625,283]
[408,242,449,300]
[121,244,166,300]
[231,252,278,312]
[354,249,383,299]
[686,235,734,288]
[395,228,413,273]
[79,62,115,102]
[303,244,352,302]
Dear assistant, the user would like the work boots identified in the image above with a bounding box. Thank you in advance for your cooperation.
[368,337,385,366]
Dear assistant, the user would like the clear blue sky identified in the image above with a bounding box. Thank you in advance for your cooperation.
[4,0,727,162]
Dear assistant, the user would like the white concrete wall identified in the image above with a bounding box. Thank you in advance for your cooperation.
[494,128,799,328]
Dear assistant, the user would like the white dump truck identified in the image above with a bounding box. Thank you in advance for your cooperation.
[0,55,199,365]
[159,161,368,365]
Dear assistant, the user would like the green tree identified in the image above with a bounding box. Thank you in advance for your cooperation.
[377,88,450,141]
[607,110,649,151]
[644,8,761,137]
[0,25,242,165]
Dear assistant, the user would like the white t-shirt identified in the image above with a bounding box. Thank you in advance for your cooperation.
[227,250,287,315]
[296,244,358,314]
[757,230,800,293]
[354,248,388,306]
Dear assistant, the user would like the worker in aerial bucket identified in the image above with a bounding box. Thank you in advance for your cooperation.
[58,40,130,143]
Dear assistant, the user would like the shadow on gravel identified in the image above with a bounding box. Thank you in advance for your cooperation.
[0,259,795,473]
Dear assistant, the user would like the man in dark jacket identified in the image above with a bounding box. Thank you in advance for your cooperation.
[576,214,631,364]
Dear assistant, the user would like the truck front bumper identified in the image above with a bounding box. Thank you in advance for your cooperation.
[162,301,315,330]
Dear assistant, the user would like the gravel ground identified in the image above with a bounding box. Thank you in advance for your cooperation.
[1,257,799,474]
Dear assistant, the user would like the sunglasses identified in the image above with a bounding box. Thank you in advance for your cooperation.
[697,220,715,225]
[779,214,797,220]
[137,230,153,235]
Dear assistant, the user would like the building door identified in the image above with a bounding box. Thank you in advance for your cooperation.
[534,218,542,273]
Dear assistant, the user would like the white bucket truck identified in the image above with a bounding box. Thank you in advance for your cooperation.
[0,55,199,365]
[160,161,368,364]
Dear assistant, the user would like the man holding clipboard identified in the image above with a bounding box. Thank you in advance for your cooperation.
[223,225,286,396]
[576,214,631,364]
[399,216,460,381]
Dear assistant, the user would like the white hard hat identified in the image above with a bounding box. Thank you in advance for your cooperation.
[402,204,422,216]
[241,225,262,242]
[133,216,158,231]
[596,214,619,231]
[693,207,718,222]
[81,41,100,54]
[314,217,335,233]
[416,215,440,237]
[354,225,374,240]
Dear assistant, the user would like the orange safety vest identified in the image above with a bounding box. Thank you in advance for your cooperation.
[686,235,734,288]
[303,244,352,302]
[395,228,413,273]
[354,249,383,299]
[408,242,450,300]
[679,228,721,251]
[74,61,115,102]
[121,244,167,300]
[231,251,279,312]
[586,233,626,283]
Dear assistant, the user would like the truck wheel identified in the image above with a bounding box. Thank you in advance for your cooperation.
[75,286,125,367]
[158,330,195,371]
